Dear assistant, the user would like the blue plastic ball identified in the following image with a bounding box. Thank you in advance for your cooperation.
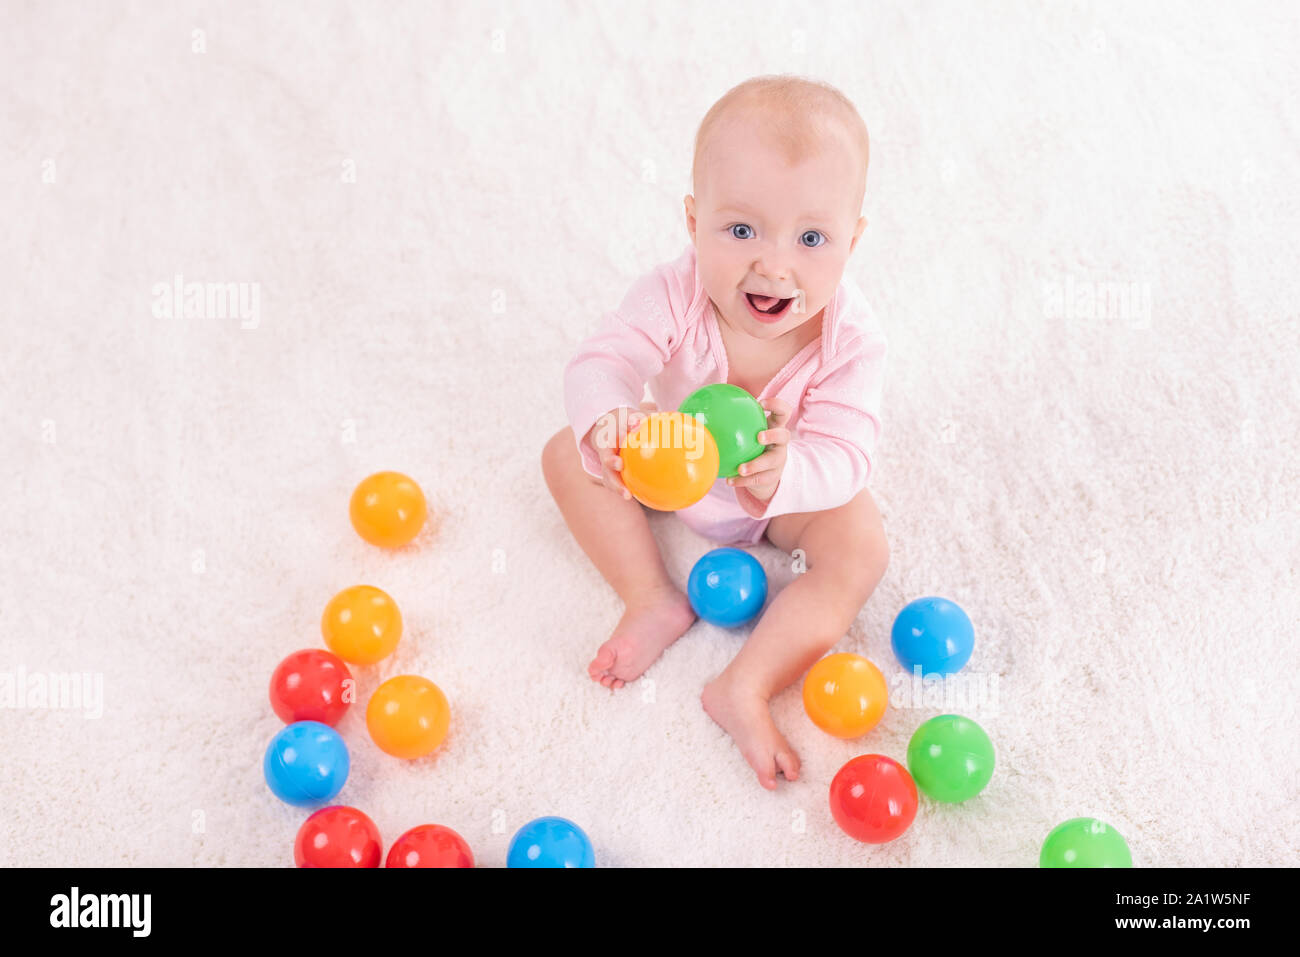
[891,596,975,676]
[507,816,595,868]
[687,547,768,627]
[263,720,349,807]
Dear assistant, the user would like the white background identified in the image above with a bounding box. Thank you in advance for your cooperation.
[1,0,1296,866]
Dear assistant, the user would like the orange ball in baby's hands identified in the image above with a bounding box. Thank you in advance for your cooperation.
[349,471,427,547]
[619,412,719,511]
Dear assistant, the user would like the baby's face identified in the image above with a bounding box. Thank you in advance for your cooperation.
[686,122,866,342]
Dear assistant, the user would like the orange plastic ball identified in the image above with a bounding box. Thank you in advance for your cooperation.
[366,675,450,760]
[619,411,719,511]
[349,471,427,547]
[802,653,889,738]
[321,585,403,666]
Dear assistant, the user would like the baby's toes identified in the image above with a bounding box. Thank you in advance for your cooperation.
[775,748,800,782]
[588,645,616,679]
[746,750,778,790]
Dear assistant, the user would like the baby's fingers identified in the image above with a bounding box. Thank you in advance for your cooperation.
[761,397,793,429]
[727,449,782,486]
[747,447,786,471]
[601,453,634,500]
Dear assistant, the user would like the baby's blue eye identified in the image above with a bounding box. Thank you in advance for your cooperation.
[730,224,754,240]
[801,230,826,248]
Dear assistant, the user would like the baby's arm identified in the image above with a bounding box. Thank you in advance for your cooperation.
[733,332,886,520]
[563,263,688,478]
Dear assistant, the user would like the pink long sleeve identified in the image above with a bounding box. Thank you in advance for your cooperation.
[735,331,887,520]
[563,260,690,479]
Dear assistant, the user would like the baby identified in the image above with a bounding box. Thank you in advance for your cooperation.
[541,75,890,790]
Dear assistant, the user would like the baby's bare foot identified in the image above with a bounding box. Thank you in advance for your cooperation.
[701,672,800,790]
[588,586,697,689]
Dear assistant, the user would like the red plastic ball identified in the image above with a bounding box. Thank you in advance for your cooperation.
[269,649,353,726]
[829,754,919,844]
[294,806,382,868]
[385,824,475,868]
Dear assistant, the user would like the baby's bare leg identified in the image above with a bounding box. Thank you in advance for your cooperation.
[541,427,696,688]
[702,488,890,789]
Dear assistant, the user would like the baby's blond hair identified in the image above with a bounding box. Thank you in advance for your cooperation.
[692,74,870,213]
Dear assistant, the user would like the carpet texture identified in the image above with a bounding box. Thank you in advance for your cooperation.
[1,0,1297,867]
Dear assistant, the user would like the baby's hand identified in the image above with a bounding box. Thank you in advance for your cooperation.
[587,403,655,501]
[727,397,792,502]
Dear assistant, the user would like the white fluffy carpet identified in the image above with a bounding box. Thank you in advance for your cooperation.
[2,0,1297,867]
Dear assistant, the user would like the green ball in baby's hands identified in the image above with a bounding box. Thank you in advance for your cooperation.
[679,384,767,478]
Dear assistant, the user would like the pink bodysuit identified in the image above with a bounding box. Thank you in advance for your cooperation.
[563,243,887,547]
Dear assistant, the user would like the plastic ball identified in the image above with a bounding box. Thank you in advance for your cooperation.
[891,596,974,676]
[366,675,450,760]
[906,714,995,802]
[507,816,595,868]
[829,754,918,844]
[350,471,427,548]
[1040,818,1133,868]
[679,383,768,478]
[321,584,403,665]
[386,824,475,868]
[619,411,719,511]
[268,649,353,726]
[294,806,382,868]
[687,547,768,626]
[263,721,349,807]
[802,653,888,738]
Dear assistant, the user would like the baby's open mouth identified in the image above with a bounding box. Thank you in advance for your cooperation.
[745,292,794,315]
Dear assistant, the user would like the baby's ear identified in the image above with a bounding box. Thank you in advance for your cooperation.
[850,215,868,253]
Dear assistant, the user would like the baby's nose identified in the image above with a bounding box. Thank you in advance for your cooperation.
[755,259,790,282]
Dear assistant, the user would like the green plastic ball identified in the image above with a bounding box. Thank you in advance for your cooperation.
[906,714,995,802]
[1040,818,1133,868]
[679,384,768,478]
